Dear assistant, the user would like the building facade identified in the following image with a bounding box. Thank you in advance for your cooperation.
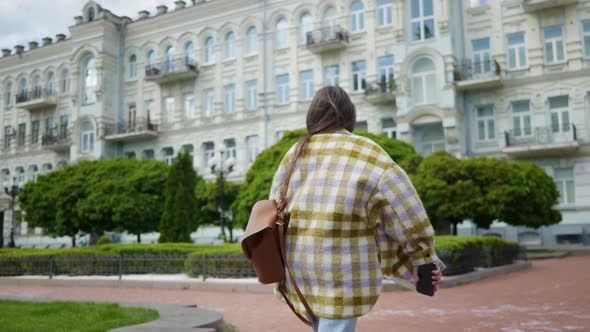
[0,0,589,247]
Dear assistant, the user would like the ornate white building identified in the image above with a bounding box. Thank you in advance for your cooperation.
[0,0,589,247]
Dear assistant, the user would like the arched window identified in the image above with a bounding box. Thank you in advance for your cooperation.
[246,26,258,54]
[1,169,10,186]
[184,41,194,65]
[323,6,337,30]
[41,163,53,174]
[128,54,137,79]
[205,36,215,64]
[275,17,288,49]
[47,72,56,96]
[5,81,12,106]
[299,12,313,44]
[61,69,70,94]
[33,76,42,99]
[28,165,38,182]
[80,120,94,153]
[16,167,25,186]
[165,46,175,72]
[350,1,365,32]
[87,7,95,22]
[225,32,235,59]
[146,50,156,70]
[82,55,97,104]
[410,57,436,105]
[18,78,27,99]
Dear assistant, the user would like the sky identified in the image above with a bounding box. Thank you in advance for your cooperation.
[0,0,183,50]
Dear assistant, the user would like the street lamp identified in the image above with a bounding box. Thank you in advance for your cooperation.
[4,177,19,248]
[208,151,235,242]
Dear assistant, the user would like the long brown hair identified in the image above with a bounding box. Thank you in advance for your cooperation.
[279,86,356,200]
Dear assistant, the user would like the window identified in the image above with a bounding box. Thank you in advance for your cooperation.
[59,115,68,139]
[1,169,9,186]
[4,81,12,106]
[144,99,153,123]
[549,96,570,134]
[203,88,215,116]
[224,84,236,113]
[31,120,40,144]
[246,26,258,54]
[583,21,590,58]
[203,141,215,168]
[381,118,396,139]
[80,120,94,153]
[246,135,259,163]
[125,151,136,159]
[184,93,195,119]
[128,54,137,79]
[476,105,495,141]
[45,117,55,136]
[225,32,235,59]
[87,7,95,21]
[32,76,42,99]
[246,80,258,111]
[143,149,155,160]
[28,165,38,182]
[324,65,339,87]
[17,123,25,147]
[184,41,194,65]
[146,50,156,70]
[223,138,237,160]
[300,12,313,44]
[511,100,531,137]
[350,1,365,32]
[47,72,56,96]
[182,144,194,165]
[324,6,338,29]
[470,0,488,7]
[554,167,575,204]
[165,46,175,72]
[61,70,70,94]
[205,37,215,64]
[411,57,436,105]
[276,17,289,49]
[507,32,527,70]
[544,25,565,64]
[300,70,314,101]
[163,147,174,165]
[3,126,11,149]
[411,0,435,41]
[355,121,368,132]
[128,103,137,129]
[377,0,393,26]
[472,38,491,76]
[378,55,394,88]
[19,78,27,98]
[82,55,97,104]
[164,96,175,123]
[351,60,367,92]
[16,167,25,186]
[276,74,290,104]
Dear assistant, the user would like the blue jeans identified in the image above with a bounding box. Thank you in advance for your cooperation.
[311,317,357,332]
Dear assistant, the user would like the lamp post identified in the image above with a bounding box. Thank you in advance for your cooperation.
[208,150,235,242]
[4,177,19,248]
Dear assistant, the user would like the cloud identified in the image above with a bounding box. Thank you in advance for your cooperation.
[0,0,179,50]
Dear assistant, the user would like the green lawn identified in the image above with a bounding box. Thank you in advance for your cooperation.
[0,299,159,332]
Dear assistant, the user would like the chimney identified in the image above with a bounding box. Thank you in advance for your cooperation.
[156,5,168,15]
[56,34,66,42]
[42,37,52,46]
[2,49,11,57]
[175,1,186,10]
[138,10,149,19]
[28,41,39,50]
[74,16,83,25]
[14,45,24,54]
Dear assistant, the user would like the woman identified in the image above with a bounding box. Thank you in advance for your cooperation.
[269,86,446,332]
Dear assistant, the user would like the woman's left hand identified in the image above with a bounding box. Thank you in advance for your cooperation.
[412,266,443,292]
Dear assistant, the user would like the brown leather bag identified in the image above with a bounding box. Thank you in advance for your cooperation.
[241,178,317,326]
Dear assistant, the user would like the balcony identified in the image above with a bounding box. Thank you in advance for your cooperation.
[305,26,349,54]
[503,124,579,158]
[364,81,397,105]
[454,59,502,91]
[144,57,199,84]
[103,117,159,142]
[15,88,58,111]
[42,130,72,152]
[522,0,579,12]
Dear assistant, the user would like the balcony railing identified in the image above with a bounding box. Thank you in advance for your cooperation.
[522,0,579,11]
[454,59,502,91]
[104,117,159,142]
[503,124,579,158]
[144,57,199,84]
[364,80,397,105]
[305,26,349,53]
[14,88,57,111]
[41,129,72,152]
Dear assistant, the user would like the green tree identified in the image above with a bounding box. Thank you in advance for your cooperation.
[196,178,240,241]
[232,129,422,229]
[159,150,201,243]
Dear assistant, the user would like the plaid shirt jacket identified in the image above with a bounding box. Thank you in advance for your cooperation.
[269,130,446,319]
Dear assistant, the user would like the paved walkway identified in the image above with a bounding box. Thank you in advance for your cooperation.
[1,255,589,332]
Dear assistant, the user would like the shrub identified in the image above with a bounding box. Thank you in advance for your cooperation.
[97,236,113,245]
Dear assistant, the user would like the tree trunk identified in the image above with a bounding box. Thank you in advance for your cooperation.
[137,233,141,243]
[451,221,459,236]
[71,235,76,247]
[89,232,101,245]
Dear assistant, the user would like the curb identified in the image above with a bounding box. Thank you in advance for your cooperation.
[526,251,569,260]
[0,260,532,293]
